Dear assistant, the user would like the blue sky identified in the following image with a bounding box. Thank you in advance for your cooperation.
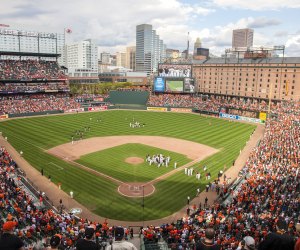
[1,0,300,56]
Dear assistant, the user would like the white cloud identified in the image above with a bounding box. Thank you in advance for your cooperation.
[0,0,214,51]
[285,34,300,56]
[211,0,300,10]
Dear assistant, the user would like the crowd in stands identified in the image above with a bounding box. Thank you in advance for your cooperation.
[0,82,69,93]
[0,60,66,81]
[148,94,271,115]
[0,97,299,249]
[0,94,81,115]
[141,101,299,249]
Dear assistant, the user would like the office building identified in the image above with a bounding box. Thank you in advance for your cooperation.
[65,39,98,80]
[125,46,136,71]
[232,28,254,48]
[116,52,127,68]
[100,52,111,64]
[136,24,166,75]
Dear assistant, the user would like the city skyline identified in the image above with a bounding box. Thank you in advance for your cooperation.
[1,0,300,56]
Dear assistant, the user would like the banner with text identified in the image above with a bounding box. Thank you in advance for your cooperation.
[147,107,168,112]
[0,114,8,119]
[219,113,263,124]
[170,108,192,113]
[88,106,108,111]
[65,108,84,113]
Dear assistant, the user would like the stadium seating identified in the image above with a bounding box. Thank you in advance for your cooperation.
[0,59,66,81]
[0,100,299,249]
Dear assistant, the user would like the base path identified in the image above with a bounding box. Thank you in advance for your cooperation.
[47,136,218,161]
[0,124,264,227]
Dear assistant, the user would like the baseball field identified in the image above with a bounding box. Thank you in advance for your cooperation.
[0,110,255,221]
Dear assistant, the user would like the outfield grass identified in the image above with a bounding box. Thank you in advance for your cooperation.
[76,143,191,182]
[0,110,256,221]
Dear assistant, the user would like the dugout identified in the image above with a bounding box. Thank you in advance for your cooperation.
[109,90,149,105]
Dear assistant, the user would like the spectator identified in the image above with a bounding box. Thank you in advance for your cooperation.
[195,228,220,250]
[237,236,256,250]
[258,218,295,250]
[76,227,98,250]
[106,226,137,250]
[0,221,24,250]
[49,234,62,250]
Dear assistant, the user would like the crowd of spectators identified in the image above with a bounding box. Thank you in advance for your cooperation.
[0,59,66,81]
[0,82,69,93]
[0,98,299,249]
[148,94,271,115]
[0,94,81,115]
[141,100,300,250]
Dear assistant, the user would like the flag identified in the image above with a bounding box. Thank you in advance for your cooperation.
[0,24,10,27]
[285,80,289,96]
[65,28,72,34]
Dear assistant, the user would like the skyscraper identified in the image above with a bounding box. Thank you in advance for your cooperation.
[136,24,166,75]
[232,28,254,48]
[194,37,202,55]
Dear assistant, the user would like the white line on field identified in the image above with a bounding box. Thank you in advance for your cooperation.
[48,162,64,171]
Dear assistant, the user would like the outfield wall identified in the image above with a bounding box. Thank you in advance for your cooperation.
[109,91,149,105]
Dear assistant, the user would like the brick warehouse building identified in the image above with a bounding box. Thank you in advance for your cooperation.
[192,57,300,100]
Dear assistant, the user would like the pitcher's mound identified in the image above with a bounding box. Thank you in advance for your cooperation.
[125,157,144,165]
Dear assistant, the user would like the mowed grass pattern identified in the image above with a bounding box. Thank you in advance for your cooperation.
[76,143,191,182]
[0,111,256,221]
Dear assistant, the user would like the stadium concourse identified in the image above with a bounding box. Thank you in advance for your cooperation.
[0,99,299,249]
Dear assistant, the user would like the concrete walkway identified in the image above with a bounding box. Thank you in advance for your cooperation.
[0,123,264,228]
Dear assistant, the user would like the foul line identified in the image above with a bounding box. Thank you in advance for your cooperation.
[48,162,64,171]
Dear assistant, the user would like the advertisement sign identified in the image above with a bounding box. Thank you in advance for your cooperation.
[65,108,84,113]
[183,78,195,93]
[0,114,8,119]
[158,64,192,78]
[166,79,183,92]
[259,112,267,121]
[88,106,108,111]
[219,113,239,120]
[147,107,168,112]
[219,113,263,124]
[170,108,192,113]
[154,77,165,92]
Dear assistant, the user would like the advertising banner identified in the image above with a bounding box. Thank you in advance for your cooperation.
[0,114,8,119]
[219,113,263,124]
[147,107,168,112]
[65,108,84,113]
[259,112,267,121]
[154,77,165,92]
[88,106,108,111]
[219,113,239,120]
[170,108,192,113]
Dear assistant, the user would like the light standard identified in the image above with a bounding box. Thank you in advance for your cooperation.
[142,185,145,228]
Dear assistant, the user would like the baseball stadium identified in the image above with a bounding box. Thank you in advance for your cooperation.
[0,32,299,250]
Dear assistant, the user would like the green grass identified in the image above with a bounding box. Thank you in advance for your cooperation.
[76,143,191,182]
[0,110,256,221]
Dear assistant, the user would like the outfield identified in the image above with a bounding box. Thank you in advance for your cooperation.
[0,110,255,221]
